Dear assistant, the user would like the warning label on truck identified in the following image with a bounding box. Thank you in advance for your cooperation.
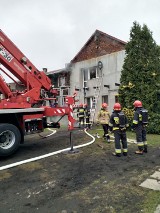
[0,45,13,62]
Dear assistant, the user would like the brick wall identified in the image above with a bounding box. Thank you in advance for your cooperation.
[72,33,126,63]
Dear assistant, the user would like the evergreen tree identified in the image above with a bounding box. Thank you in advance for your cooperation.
[119,21,160,133]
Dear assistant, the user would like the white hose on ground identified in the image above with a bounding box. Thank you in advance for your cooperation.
[0,129,95,171]
[38,128,57,138]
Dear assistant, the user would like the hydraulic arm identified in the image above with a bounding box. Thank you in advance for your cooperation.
[0,29,58,108]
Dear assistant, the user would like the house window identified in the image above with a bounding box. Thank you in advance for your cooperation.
[102,95,108,104]
[59,88,70,106]
[86,97,91,108]
[82,66,102,87]
[90,67,96,79]
[90,66,102,79]
[62,88,69,96]
[59,76,65,87]
[82,68,88,88]
[115,95,119,102]
[97,68,102,78]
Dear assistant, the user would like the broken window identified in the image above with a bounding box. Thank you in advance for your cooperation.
[89,67,96,79]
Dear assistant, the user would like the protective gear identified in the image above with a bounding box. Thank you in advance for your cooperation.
[102,103,108,108]
[113,103,121,111]
[135,150,143,155]
[79,103,83,107]
[84,106,91,129]
[77,105,85,128]
[97,107,110,143]
[144,145,148,153]
[118,111,126,128]
[140,109,148,125]
[133,100,142,108]
[103,133,110,143]
[133,106,148,153]
[133,108,148,126]
[109,111,129,131]
[109,109,129,156]
[112,152,121,157]
[97,109,110,125]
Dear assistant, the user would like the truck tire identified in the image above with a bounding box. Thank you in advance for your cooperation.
[0,123,21,157]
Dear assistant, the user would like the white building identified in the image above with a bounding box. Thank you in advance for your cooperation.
[47,30,126,124]
[69,30,126,120]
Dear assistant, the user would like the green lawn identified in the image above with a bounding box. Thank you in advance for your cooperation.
[90,126,160,147]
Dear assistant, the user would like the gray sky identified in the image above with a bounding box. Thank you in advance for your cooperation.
[1,0,160,81]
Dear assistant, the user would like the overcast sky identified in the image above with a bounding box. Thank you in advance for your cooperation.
[1,0,160,82]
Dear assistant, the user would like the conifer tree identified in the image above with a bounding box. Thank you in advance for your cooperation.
[119,21,160,133]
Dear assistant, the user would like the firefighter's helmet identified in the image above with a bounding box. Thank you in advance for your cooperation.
[102,103,108,108]
[133,100,142,108]
[113,103,121,111]
[79,103,83,107]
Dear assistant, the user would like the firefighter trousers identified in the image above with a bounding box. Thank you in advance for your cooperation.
[85,117,91,129]
[135,125,147,151]
[79,117,85,128]
[114,129,128,155]
[102,124,110,140]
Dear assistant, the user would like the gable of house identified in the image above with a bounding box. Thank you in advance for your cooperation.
[71,29,126,63]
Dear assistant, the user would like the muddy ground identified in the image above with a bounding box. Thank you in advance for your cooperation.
[0,127,160,213]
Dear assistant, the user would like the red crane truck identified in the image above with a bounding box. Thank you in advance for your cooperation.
[0,29,75,157]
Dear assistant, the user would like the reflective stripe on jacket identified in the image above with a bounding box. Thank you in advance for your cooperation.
[133,108,142,125]
[109,111,129,130]
[77,107,85,117]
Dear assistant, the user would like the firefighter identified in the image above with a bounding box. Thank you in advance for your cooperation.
[97,103,110,142]
[77,103,85,128]
[84,104,91,129]
[109,103,129,157]
[132,100,148,154]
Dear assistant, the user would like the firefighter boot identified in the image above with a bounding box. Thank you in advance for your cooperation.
[135,145,143,154]
[135,150,143,155]
[112,152,121,157]
[143,145,148,153]
[106,135,110,143]
[123,152,127,156]
[104,134,110,143]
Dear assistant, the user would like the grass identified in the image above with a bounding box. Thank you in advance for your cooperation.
[89,126,160,147]
[89,126,160,213]
[143,191,160,213]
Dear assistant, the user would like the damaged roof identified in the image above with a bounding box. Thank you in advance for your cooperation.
[71,29,127,63]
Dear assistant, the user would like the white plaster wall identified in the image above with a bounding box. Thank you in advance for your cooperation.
[70,50,125,117]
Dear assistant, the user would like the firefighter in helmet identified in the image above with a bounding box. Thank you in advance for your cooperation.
[77,103,85,128]
[97,103,110,142]
[109,103,129,157]
[132,100,148,154]
[84,104,91,129]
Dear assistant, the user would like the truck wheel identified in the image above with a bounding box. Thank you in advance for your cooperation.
[0,124,21,157]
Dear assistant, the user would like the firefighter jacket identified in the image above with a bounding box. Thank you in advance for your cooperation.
[85,108,90,118]
[97,108,110,124]
[77,107,85,118]
[132,107,148,128]
[109,110,129,131]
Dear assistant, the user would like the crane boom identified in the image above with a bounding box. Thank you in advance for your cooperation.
[0,29,58,108]
[0,30,76,157]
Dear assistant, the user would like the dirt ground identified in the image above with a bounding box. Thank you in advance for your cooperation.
[0,127,160,213]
